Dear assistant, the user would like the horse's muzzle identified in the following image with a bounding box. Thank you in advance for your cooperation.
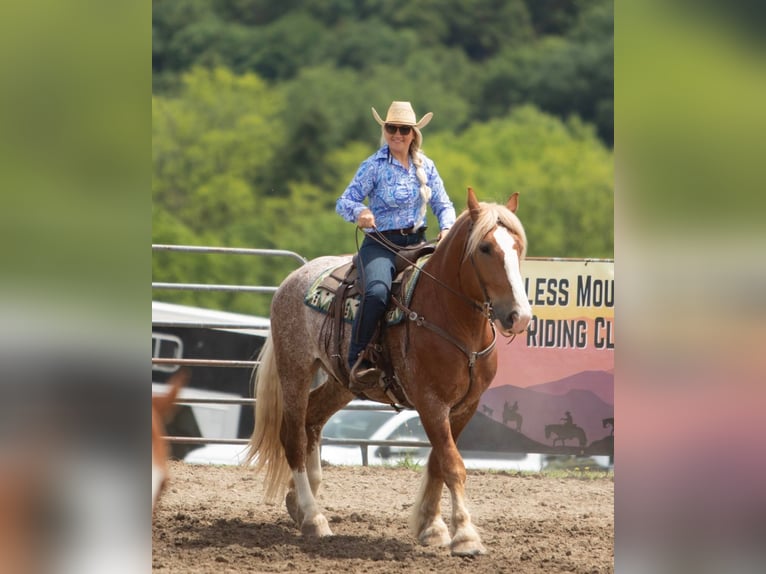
[499,308,531,335]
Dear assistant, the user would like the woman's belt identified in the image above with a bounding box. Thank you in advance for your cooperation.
[378,226,426,236]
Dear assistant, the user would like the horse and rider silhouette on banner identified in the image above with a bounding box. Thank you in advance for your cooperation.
[502,400,523,431]
[545,411,587,448]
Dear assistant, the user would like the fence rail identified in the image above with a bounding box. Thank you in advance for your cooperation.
[152,243,308,265]
[166,435,429,467]
[153,244,415,466]
[152,358,258,368]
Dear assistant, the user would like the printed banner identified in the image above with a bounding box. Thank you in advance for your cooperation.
[480,259,614,457]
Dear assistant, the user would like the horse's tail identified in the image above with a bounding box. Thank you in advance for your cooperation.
[577,427,587,447]
[244,335,292,502]
[544,425,551,438]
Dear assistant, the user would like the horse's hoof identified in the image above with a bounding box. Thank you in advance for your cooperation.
[418,519,450,547]
[301,514,333,537]
[285,490,303,526]
[450,540,487,557]
[450,531,487,556]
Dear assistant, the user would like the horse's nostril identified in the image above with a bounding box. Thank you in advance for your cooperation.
[510,311,519,325]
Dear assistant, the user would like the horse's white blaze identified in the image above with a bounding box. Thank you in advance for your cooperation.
[493,227,532,332]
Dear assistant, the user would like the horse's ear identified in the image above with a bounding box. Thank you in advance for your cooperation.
[506,192,519,213]
[467,187,481,221]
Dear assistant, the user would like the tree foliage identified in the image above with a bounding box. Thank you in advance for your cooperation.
[152,1,613,314]
[427,106,613,258]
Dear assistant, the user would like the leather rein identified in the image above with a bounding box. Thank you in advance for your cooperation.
[365,226,501,380]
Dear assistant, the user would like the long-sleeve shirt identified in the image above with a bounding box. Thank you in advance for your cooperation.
[336,145,456,232]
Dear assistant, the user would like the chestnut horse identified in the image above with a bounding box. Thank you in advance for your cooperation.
[245,188,532,556]
[152,369,188,512]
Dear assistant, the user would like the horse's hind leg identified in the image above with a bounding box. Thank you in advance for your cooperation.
[287,375,353,525]
[282,367,352,537]
[278,358,334,537]
[284,445,326,533]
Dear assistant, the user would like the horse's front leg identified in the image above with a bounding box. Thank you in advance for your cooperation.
[410,463,450,547]
[419,417,486,556]
[444,460,486,556]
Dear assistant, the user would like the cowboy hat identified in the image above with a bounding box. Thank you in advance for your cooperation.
[371,101,433,129]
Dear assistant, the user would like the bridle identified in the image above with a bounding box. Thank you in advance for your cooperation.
[364,224,497,318]
[358,226,489,318]
[362,221,517,388]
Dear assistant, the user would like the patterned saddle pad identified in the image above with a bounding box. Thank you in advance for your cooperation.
[304,254,432,325]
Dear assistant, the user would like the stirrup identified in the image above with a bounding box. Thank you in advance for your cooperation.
[349,355,382,391]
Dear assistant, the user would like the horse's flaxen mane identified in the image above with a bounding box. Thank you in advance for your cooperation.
[456,201,527,261]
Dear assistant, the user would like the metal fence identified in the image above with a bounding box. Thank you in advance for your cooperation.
[152,244,431,465]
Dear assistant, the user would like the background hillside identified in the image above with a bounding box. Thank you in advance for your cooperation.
[152,0,614,316]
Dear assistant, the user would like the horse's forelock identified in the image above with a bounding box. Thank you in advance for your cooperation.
[460,202,527,260]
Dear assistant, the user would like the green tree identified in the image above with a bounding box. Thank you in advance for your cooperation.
[267,66,380,188]
[153,0,216,73]
[365,0,533,59]
[476,0,613,144]
[152,67,283,234]
[523,0,580,35]
[244,11,329,80]
[212,0,303,26]
[428,106,613,257]
[325,18,419,71]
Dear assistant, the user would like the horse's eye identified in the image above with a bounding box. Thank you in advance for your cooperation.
[479,243,492,254]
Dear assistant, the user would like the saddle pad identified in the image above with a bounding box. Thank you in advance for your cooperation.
[304,254,432,325]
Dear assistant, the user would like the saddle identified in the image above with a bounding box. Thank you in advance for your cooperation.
[319,242,435,406]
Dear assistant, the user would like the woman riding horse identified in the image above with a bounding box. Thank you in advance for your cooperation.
[246,187,532,556]
[336,101,456,392]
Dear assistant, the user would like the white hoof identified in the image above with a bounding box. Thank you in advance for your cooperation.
[418,518,451,547]
[285,490,303,526]
[301,514,333,537]
[450,530,487,556]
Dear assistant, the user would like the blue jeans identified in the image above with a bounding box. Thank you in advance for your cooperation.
[348,231,425,367]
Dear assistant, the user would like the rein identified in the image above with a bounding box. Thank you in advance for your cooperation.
[389,296,497,371]
[360,224,499,385]
[365,227,490,318]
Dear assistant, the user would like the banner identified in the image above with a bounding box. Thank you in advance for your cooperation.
[481,259,614,457]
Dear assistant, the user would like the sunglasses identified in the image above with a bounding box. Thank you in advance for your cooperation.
[384,124,412,136]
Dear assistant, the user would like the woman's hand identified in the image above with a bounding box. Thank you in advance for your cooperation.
[437,227,450,241]
[356,209,376,229]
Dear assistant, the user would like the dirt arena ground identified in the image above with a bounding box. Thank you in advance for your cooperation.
[153,461,613,573]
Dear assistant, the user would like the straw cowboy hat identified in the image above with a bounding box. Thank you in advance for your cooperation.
[371,101,433,129]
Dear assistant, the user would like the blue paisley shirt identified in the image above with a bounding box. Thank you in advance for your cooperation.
[336,145,456,232]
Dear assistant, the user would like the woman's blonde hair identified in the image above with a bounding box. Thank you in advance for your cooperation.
[380,126,432,225]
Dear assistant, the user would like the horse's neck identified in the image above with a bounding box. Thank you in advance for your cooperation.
[417,232,487,332]
[422,233,478,308]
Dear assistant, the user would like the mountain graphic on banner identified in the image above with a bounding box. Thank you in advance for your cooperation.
[481,370,614,455]
[526,369,613,405]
